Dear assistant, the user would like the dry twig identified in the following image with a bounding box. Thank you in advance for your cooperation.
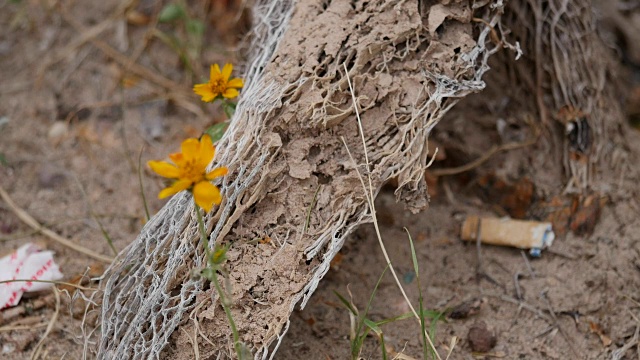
[431,137,537,177]
[0,185,113,263]
[58,6,205,120]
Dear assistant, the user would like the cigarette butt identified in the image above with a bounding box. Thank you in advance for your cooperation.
[461,216,554,255]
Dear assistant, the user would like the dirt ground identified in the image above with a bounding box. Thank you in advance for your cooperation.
[1,1,640,359]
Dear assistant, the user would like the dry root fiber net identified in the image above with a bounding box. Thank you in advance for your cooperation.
[99,0,628,358]
[496,0,630,194]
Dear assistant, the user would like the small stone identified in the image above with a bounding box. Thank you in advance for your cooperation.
[468,320,496,353]
[48,121,68,142]
[2,342,15,354]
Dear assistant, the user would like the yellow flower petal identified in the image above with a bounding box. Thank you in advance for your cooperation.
[198,135,215,169]
[222,88,239,99]
[158,179,192,199]
[211,64,221,79]
[227,78,244,89]
[206,167,228,180]
[193,181,222,212]
[148,160,180,178]
[221,63,233,82]
[181,138,200,162]
[169,152,185,167]
[193,84,216,102]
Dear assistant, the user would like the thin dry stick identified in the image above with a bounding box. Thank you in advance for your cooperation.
[30,287,60,360]
[59,7,205,120]
[430,138,536,177]
[0,322,49,332]
[343,64,442,360]
[180,327,201,360]
[0,186,114,263]
[0,279,96,292]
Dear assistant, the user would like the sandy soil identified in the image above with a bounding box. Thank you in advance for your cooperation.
[1,1,640,359]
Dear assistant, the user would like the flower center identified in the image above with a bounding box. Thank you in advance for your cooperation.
[180,159,205,184]
[209,78,226,95]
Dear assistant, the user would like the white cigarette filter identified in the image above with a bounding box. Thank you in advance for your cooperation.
[461,216,555,256]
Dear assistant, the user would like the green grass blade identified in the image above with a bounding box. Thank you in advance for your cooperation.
[333,291,359,316]
[137,145,150,221]
[405,227,430,359]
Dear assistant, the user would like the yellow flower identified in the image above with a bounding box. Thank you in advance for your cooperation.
[193,63,244,102]
[148,134,228,212]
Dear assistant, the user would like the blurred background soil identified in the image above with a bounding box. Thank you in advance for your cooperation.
[1,0,640,359]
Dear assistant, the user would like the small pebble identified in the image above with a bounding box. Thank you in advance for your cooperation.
[48,121,68,141]
[468,320,496,353]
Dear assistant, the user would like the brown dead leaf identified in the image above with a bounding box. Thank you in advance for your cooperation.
[57,263,104,293]
[589,321,612,347]
[476,173,534,219]
[126,10,151,26]
[425,170,439,198]
[330,253,343,268]
[570,194,602,236]
[258,236,271,244]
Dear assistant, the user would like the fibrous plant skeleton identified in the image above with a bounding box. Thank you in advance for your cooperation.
[99,0,630,358]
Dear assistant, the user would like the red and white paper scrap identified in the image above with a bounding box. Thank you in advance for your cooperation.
[0,243,63,310]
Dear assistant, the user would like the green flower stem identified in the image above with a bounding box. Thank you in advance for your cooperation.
[195,205,242,359]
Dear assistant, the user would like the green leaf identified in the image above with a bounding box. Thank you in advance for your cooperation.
[186,19,205,37]
[0,153,7,166]
[158,3,185,22]
[333,291,358,316]
[222,101,237,119]
[364,318,383,335]
[204,122,229,143]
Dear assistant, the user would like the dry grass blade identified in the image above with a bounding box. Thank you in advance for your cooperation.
[180,327,200,360]
[611,325,639,360]
[342,64,442,360]
[30,287,60,360]
[0,323,49,332]
[0,185,114,263]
